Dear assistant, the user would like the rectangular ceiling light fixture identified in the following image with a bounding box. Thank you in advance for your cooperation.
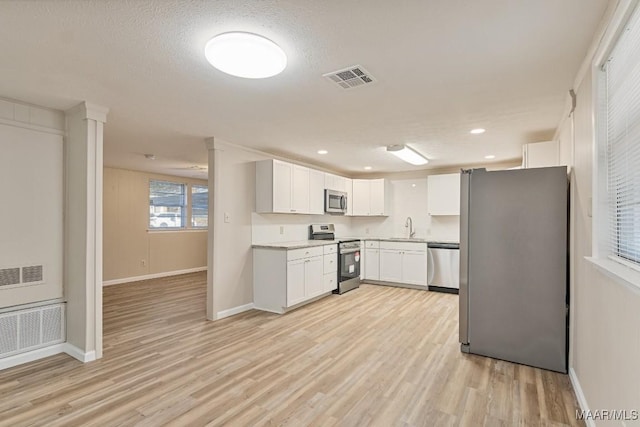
[387,145,429,165]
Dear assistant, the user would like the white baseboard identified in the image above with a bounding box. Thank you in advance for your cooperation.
[217,303,255,319]
[569,367,595,427]
[0,344,65,371]
[103,267,207,286]
[63,343,97,363]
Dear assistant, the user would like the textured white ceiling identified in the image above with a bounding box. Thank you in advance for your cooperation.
[0,0,610,177]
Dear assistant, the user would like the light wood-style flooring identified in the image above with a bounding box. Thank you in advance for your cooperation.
[0,272,583,426]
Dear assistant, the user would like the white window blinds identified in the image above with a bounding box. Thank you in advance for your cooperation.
[605,4,640,265]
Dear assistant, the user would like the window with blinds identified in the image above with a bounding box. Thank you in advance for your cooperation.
[604,4,640,266]
[191,185,208,228]
[149,180,186,229]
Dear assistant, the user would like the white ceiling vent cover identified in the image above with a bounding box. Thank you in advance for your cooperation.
[323,65,376,90]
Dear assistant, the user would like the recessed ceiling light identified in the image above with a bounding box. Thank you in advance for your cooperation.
[317,150,328,155]
[470,128,486,134]
[484,155,496,159]
[386,145,429,166]
[204,32,287,79]
[364,166,372,170]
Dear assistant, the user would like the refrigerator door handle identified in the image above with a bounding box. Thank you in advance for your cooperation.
[459,170,471,349]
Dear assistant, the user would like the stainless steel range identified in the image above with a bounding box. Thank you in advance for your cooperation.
[309,224,361,294]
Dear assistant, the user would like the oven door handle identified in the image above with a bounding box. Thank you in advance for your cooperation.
[340,248,360,254]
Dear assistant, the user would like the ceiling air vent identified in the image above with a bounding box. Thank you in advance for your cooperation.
[323,65,376,90]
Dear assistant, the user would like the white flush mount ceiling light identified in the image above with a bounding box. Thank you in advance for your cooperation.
[386,145,429,166]
[484,154,496,159]
[470,128,486,134]
[317,149,328,155]
[204,32,287,79]
[364,166,372,170]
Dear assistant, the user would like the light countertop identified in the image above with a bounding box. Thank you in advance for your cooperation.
[252,237,458,250]
[252,240,338,250]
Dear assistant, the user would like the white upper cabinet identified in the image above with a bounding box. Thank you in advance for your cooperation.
[345,178,353,216]
[257,159,390,216]
[291,165,310,213]
[427,173,460,216]
[352,179,370,216]
[272,160,293,213]
[256,159,312,214]
[369,179,385,215]
[352,178,389,216]
[522,140,559,168]
[324,173,347,192]
[309,169,325,215]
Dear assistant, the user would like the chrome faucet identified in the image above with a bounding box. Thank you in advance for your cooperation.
[405,216,416,238]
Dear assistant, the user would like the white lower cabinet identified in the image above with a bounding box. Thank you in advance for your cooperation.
[304,256,324,300]
[286,258,306,306]
[376,241,428,287]
[401,251,428,286]
[379,250,403,282]
[254,244,336,314]
[323,245,338,292]
[365,248,380,280]
[323,273,337,293]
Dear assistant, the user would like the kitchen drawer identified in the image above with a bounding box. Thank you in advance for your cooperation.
[323,272,337,293]
[323,253,337,273]
[323,244,338,255]
[287,246,324,261]
[364,240,380,249]
[379,241,427,252]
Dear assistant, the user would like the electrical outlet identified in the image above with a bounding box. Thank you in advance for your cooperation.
[365,228,370,234]
[224,212,230,223]
[427,228,431,236]
[279,226,284,235]
[141,259,147,267]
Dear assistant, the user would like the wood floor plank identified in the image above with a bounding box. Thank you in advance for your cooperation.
[0,272,583,426]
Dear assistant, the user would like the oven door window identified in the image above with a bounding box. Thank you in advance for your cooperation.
[340,250,360,281]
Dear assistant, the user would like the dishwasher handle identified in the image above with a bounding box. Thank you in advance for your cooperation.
[427,248,435,285]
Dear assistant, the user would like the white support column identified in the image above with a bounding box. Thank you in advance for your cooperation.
[205,137,215,320]
[64,102,108,361]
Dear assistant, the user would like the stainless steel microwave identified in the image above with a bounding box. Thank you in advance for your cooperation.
[325,189,347,214]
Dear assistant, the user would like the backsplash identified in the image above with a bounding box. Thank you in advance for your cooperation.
[251,213,352,243]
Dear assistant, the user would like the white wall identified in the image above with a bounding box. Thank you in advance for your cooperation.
[0,99,64,308]
[559,1,640,421]
[211,141,268,317]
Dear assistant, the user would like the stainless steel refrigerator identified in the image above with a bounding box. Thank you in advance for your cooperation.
[459,167,568,373]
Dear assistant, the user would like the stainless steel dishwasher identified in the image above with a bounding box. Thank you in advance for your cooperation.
[427,242,460,293]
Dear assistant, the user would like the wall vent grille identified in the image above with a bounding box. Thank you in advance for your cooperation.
[0,303,65,359]
[0,316,18,354]
[22,266,43,283]
[322,65,377,90]
[0,268,20,287]
[0,265,44,287]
